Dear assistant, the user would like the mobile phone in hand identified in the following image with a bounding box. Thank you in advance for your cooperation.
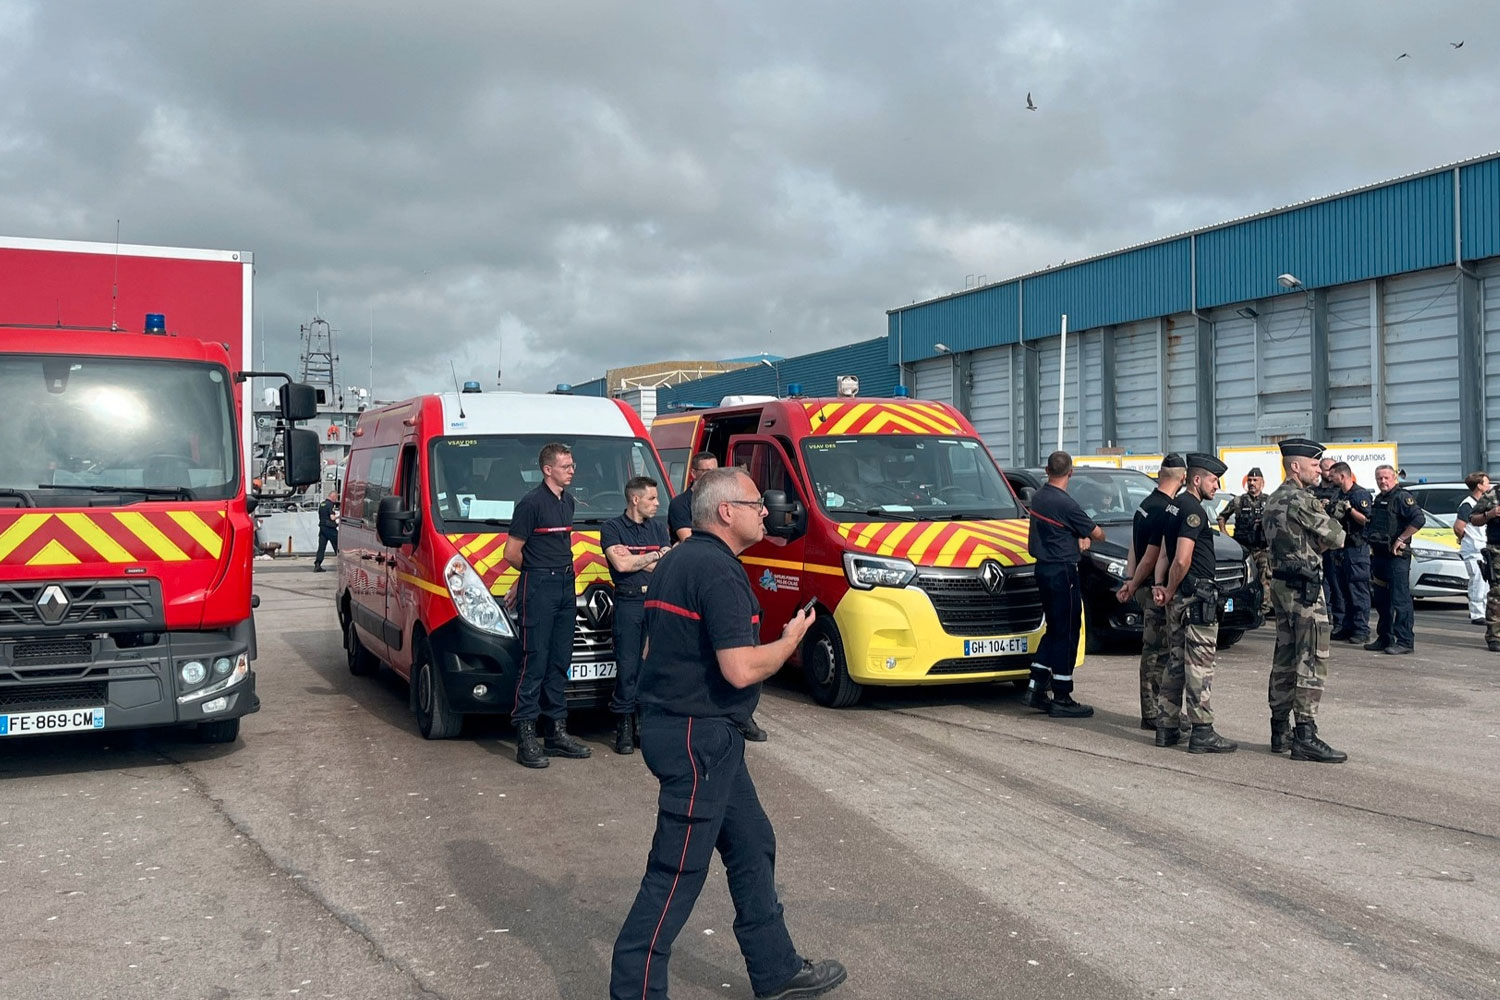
[799,597,816,616]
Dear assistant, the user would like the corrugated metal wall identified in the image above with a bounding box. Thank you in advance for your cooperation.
[1482,259,1500,465]
[1020,240,1192,340]
[1036,339,1066,453]
[571,377,608,397]
[1255,294,1313,437]
[1165,315,1198,452]
[968,345,1013,460]
[886,282,1019,363]
[1114,320,1159,451]
[1383,267,1462,475]
[657,338,899,411]
[1326,284,1373,440]
[911,357,954,406]
[1462,158,1500,262]
[1212,312,1256,444]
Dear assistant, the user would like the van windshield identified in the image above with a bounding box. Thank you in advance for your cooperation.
[800,436,1021,521]
[429,435,669,526]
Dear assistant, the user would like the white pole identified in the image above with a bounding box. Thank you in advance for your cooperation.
[1056,313,1068,452]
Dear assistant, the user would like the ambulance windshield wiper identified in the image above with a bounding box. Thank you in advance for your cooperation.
[861,507,920,521]
[35,483,196,500]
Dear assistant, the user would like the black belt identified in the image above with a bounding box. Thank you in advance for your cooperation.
[520,566,574,577]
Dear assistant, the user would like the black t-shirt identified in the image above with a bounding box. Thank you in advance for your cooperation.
[1027,483,1098,564]
[1163,491,1217,584]
[667,487,694,537]
[509,484,576,571]
[1131,489,1173,562]
[638,533,762,723]
[600,513,670,593]
[319,499,337,530]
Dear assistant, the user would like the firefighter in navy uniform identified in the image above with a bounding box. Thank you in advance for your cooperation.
[600,476,670,755]
[502,442,592,768]
[1024,451,1106,718]
[609,467,846,1000]
[1217,468,1270,618]
[1364,464,1425,655]
[312,492,339,572]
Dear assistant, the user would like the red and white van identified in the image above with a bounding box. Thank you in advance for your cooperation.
[337,389,671,737]
[652,394,1081,707]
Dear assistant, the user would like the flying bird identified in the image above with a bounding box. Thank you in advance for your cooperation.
[1026,92,1037,111]
[1451,41,1464,48]
[1396,52,1409,60]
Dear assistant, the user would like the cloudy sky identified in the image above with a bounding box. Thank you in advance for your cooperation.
[2,1,1496,397]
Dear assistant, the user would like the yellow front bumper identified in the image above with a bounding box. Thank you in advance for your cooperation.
[831,584,1081,686]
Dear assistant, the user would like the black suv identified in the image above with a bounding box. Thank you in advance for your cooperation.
[1004,467,1263,651]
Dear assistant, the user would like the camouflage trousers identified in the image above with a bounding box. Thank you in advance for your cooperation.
[1268,580,1330,722]
[1138,603,1169,722]
[1158,595,1217,726]
[1486,548,1500,644]
[1249,547,1273,616]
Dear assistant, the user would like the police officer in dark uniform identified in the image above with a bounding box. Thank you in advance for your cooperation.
[609,467,846,1000]
[1116,454,1186,729]
[1024,451,1106,718]
[600,475,670,755]
[312,492,339,572]
[667,452,718,542]
[1328,461,1373,643]
[1364,464,1425,655]
[1312,458,1341,615]
[1217,468,1270,617]
[502,442,592,767]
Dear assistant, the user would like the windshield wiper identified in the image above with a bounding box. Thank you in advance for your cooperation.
[929,512,1011,521]
[576,516,610,525]
[860,507,921,521]
[35,483,196,500]
[0,488,36,507]
[452,517,509,527]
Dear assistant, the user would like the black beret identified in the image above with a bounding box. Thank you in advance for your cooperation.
[1186,452,1228,476]
[1278,437,1325,459]
[1246,467,1263,478]
[1160,453,1186,470]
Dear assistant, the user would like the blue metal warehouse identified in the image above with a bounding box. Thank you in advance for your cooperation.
[886,151,1500,479]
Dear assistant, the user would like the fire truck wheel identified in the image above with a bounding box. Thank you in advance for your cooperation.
[413,637,463,739]
[346,618,378,677]
[197,718,241,744]
[802,617,863,708]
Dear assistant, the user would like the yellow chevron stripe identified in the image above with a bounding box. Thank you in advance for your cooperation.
[739,556,844,576]
[875,522,917,556]
[58,513,135,563]
[0,513,50,560]
[863,410,932,435]
[909,402,962,431]
[114,511,189,561]
[825,402,875,436]
[900,523,948,564]
[805,403,842,431]
[27,538,81,566]
[167,511,223,559]
[883,405,951,435]
[395,571,448,597]
[474,542,512,576]
[461,534,498,559]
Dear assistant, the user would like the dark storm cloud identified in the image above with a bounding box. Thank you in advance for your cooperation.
[2,0,1497,396]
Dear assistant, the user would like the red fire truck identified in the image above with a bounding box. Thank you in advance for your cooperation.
[0,235,317,744]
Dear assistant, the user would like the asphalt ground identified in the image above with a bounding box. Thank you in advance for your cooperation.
[3,559,1498,999]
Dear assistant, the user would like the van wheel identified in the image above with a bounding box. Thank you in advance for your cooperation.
[346,618,377,677]
[413,637,463,739]
[1216,628,1244,650]
[197,718,240,744]
[802,618,862,708]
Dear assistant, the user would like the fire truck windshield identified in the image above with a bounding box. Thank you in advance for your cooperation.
[0,354,239,502]
[801,435,1022,521]
[429,434,668,526]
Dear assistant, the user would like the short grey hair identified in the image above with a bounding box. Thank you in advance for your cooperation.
[1375,464,1397,476]
[692,467,753,529]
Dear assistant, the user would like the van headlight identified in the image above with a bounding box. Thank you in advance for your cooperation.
[445,554,515,636]
[842,552,916,590]
[1091,554,1128,579]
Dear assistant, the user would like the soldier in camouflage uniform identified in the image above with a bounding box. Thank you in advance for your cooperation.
[1217,467,1271,617]
[1262,438,1348,763]
[1116,454,1186,728]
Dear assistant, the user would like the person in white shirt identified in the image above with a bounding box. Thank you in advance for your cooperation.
[1456,471,1491,625]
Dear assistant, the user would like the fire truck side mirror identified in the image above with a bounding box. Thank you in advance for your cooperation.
[280,382,320,421]
[284,428,322,487]
[762,490,806,539]
[376,496,418,548]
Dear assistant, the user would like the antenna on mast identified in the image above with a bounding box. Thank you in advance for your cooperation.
[450,360,467,418]
[111,220,121,331]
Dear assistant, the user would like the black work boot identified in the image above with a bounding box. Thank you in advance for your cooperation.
[754,958,848,999]
[514,720,549,769]
[544,721,592,759]
[1021,681,1052,713]
[612,716,635,755]
[1290,720,1348,763]
[1363,638,1389,651]
[1270,716,1292,754]
[1047,694,1094,718]
[1188,724,1238,754]
[1487,640,1500,653]
[1155,721,1182,747]
[738,714,768,742]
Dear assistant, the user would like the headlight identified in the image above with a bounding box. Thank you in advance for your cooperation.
[180,660,206,686]
[212,657,233,676]
[445,554,515,636]
[1412,546,1461,562]
[178,653,250,704]
[842,551,916,590]
[1092,554,1128,579]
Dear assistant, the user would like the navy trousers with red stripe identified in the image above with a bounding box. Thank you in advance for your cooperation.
[610,715,801,999]
[512,569,575,724]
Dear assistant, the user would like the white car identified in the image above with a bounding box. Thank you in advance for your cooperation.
[1400,482,1470,600]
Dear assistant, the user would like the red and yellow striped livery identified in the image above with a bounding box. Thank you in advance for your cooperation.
[0,509,227,567]
[446,531,611,595]
[835,518,1030,568]
[802,400,964,436]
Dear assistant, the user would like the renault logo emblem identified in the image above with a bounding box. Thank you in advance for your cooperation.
[35,585,70,624]
[583,586,614,629]
[979,560,1005,596]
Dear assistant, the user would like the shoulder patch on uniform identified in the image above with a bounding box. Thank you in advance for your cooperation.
[1187,513,1202,527]
[1404,495,1414,505]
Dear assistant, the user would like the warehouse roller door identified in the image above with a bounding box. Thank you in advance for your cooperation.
[969,345,1015,463]
[1383,267,1460,478]
[1114,321,1160,452]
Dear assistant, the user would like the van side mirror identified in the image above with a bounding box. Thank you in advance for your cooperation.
[280,382,320,421]
[376,495,418,547]
[283,428,321,487]
[762,490,805,539]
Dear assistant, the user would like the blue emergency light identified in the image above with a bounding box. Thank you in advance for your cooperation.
[144,313,166,335]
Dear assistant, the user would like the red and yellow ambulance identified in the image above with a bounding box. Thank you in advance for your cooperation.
[653,393,1076,706]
